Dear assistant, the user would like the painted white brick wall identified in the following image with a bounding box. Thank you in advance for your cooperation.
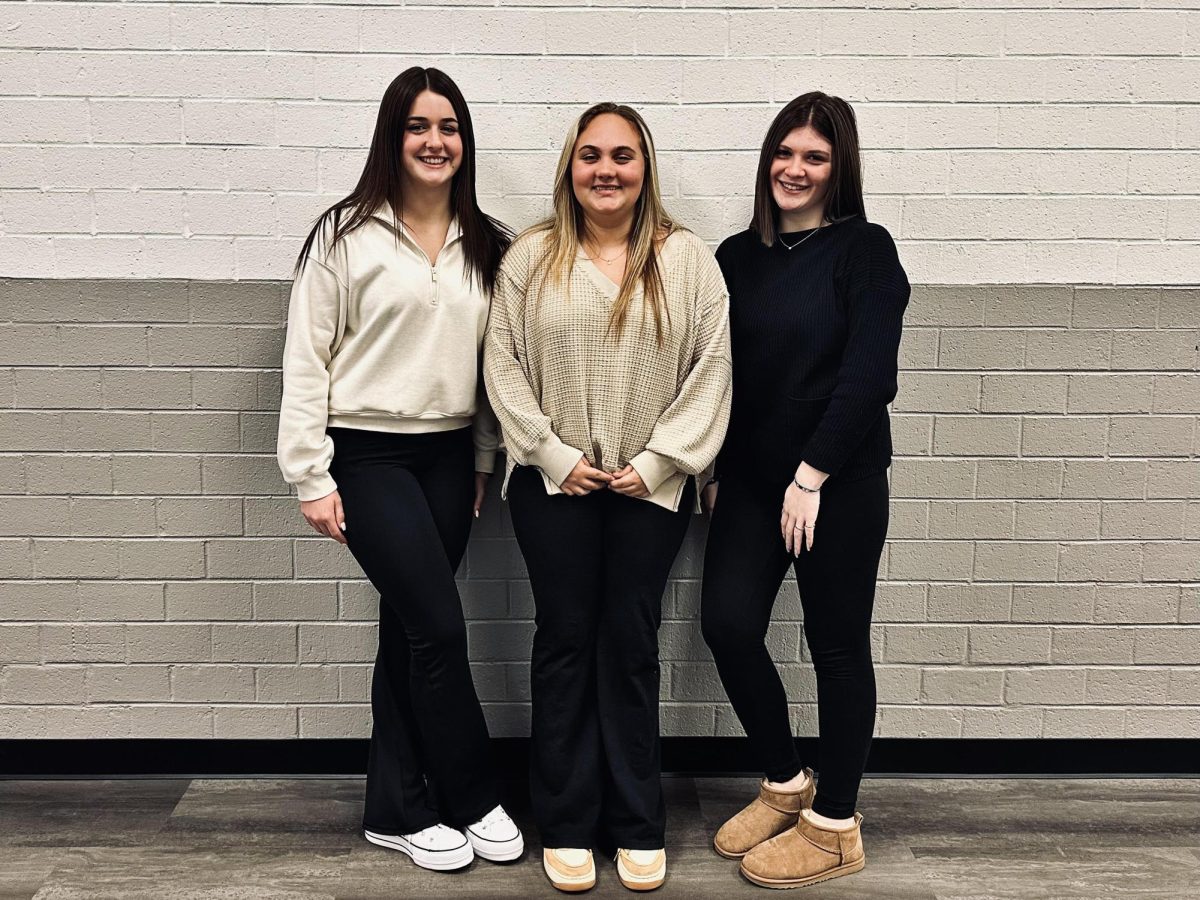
[0,1,1197,282]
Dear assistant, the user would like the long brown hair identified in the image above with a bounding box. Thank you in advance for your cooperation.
[295,67,510,293]
[751,92,866,247]
[531,102,678,345]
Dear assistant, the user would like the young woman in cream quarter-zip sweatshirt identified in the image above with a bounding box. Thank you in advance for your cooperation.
[276,66,524,875]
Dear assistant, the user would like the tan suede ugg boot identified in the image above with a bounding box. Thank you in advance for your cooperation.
[739,811,865,889]
[712,769,815,860]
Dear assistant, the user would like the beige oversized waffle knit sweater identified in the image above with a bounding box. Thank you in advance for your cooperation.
[483,227,732,512]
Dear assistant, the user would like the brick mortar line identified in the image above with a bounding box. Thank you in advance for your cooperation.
[0,703,1183,710]
[9,49,1200,58]
[11,1,1200,6]
[10,281,1195,285]
[5,137,1200,143]
[6,409,1200,415]
[7,623,1200,628]
[4,666,1197,674]
[10,95,1200,101]
[4,193,1200,199]
[9,540,1169,545]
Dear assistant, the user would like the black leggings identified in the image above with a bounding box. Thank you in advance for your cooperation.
[701,471,888,819]
[329,426,499,834]
[507,465,694,849]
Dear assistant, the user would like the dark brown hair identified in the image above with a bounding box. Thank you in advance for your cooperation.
[295,67,510,293]
[751,92,866,247]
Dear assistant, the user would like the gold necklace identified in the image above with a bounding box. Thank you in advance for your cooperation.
[585,245,627,265]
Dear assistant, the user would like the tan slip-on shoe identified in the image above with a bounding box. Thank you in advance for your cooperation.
[616,848,666,891]
[739,811,865,889]
[543,847,596,893]
[713,769,815,859]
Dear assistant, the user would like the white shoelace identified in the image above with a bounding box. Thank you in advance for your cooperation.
[474,805,510,828]
[410,823,462,843]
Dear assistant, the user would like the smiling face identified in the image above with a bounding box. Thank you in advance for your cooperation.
[769,124,833,230]
[570,113,646,229]
[400,89,463,191]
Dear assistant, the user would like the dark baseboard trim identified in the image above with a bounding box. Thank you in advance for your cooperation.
[2,738,1197,779]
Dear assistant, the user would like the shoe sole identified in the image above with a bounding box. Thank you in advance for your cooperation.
[617,860,665,892]
[617,873,665,891]
[713,838,748,860]
[468,831,525,863]
[543,860,595,892]
[738,856,865,889]
[363,830,474,871]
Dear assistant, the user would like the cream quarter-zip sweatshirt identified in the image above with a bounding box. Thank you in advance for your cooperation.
[277,203,498,501]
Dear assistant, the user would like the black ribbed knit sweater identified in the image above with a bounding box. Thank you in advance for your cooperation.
[714,215,910,489]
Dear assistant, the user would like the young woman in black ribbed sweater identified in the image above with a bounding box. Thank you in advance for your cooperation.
[701,92,910,889]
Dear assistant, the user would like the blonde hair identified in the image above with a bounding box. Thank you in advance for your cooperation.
[528,103,678,345]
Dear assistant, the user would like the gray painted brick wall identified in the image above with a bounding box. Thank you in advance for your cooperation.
[0,279,1197,739]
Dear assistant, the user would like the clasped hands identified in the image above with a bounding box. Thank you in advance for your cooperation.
[560,456,649,498]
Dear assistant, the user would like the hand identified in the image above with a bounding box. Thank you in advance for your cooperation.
[609,464,649,498]
[473,471,489,517]
[701,481,718,514]
[560,457,613,495]
[781,484,818,556]
[301,490,347,545]
[780,463,828,556]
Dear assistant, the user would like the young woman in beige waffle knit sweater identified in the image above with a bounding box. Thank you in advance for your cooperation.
[484,103,732,893]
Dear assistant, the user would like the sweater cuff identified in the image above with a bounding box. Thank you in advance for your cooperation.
[474,448,496,475]
[528,432,584,489]
[296,472,338,503]
[797,439,843,480]
[629,450,677,495]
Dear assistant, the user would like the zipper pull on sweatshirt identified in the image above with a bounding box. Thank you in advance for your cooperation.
[431,267,439,306]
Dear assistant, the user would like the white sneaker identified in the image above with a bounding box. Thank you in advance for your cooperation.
[364,823,474,871]
[465,804,524,862]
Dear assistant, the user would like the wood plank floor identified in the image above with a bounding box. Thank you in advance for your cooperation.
[1,777,1197,899]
